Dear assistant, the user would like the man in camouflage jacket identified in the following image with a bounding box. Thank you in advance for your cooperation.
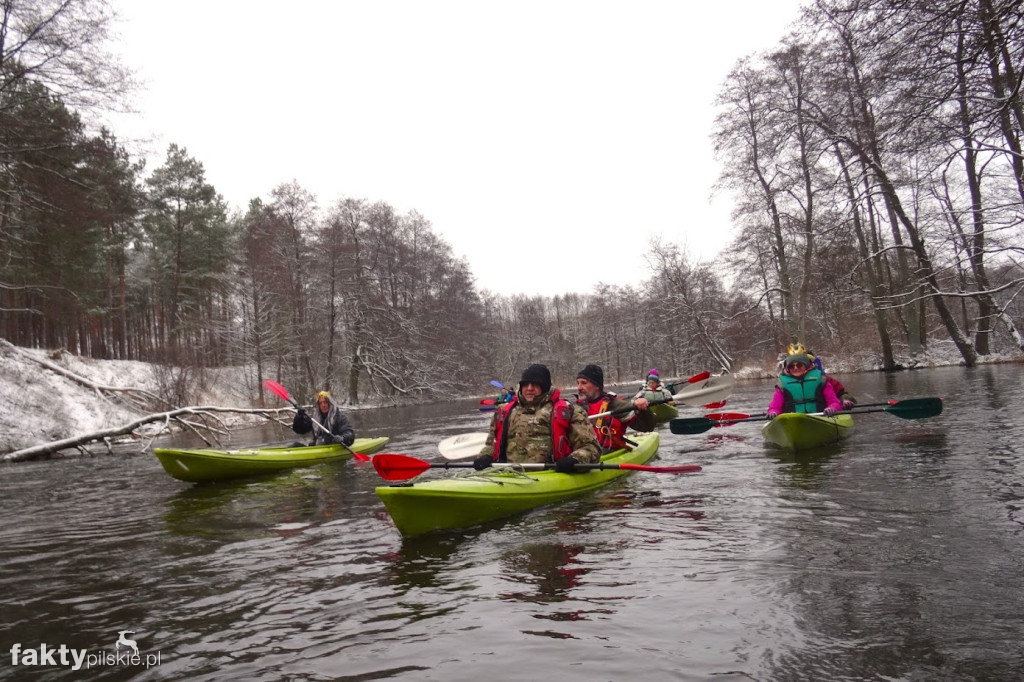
[474,364,600,473]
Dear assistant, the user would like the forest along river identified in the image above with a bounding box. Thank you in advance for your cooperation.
[1,365,1022,681]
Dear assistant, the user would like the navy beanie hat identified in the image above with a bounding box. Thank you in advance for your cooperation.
[577,364,604,388]
[519,364,552,393]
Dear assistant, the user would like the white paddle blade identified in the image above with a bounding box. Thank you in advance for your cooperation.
[437,432,489,460]
[673,372,735,407]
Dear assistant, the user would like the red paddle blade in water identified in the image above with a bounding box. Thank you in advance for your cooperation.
[705,412,751,422]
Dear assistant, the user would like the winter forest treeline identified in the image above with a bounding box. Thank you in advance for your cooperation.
[2,0,1023,407]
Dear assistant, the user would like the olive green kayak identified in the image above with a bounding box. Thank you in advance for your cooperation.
[648,402,679,424]
[375,431,660,537]
[154,436,390,483]
[761,413,853,451]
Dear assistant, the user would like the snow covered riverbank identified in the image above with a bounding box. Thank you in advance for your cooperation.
[0,340,253,456]
[2,338,1017,458]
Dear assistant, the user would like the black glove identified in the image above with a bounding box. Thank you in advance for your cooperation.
[472,455,494,471]
[342,433,355,447]
[554,456,578,473]
[292,411,312,433]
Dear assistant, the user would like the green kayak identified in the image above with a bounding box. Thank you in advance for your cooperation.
[761,413,853,451]
[648,402,680,424]
[154,436,390,483]
[375,431,660,537]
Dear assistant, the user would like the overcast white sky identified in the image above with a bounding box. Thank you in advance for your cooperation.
[105,1,802,297]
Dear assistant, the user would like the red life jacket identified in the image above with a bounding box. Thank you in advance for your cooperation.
[493,389,575,461]
[581,393,627,450]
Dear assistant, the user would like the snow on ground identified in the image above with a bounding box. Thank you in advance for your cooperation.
[0,341,251,455]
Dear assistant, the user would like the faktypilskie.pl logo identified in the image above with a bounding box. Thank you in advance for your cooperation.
[9,630,162,671]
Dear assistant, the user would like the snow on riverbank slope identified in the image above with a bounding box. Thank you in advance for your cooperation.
[0,341,250,455]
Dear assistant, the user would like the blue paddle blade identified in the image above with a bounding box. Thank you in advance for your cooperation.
[490,380,506,389]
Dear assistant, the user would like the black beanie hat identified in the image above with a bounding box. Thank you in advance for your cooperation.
[577,364,604,388]
[519,364,552,393]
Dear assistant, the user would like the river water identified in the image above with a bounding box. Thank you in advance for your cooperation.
[1,365,1022,681]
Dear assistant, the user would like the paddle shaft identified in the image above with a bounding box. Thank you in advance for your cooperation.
[373,452,702,480]
[669,397,942,435]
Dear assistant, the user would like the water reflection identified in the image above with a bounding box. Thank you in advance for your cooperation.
[3,367,1024,681]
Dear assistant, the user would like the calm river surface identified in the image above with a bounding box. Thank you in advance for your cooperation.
[2,365,1023,681]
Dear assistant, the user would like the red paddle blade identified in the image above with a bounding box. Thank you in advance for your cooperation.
[705,412,750,422]
[372,453,431,481]
[703,400,727,409]
[263,379,291,402]
[352,451,371,462]
[687,371,712,383]
[620,463,702,474]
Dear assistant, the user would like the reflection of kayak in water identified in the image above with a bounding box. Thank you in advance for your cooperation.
[154,437,390,483]
[375,432,661,537]
[761,413,854,451]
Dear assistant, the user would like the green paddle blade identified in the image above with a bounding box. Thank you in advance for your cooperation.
[883,397,943,419]
[668,417,717,435]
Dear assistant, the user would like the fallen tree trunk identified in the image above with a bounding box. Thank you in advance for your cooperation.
[1,406,292,463]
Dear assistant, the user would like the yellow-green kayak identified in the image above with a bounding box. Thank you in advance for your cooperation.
[375,432,660,537]
[154,436,390,483]
[649,402,680,424]
[761,413,853,451]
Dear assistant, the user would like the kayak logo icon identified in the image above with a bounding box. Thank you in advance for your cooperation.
[116,631,138,656]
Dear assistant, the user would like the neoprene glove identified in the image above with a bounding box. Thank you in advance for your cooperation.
[292,411,312,433]
[342,433,355,447]
[554,456,578,473]
[766,410,779,420]
[472,455,494,471]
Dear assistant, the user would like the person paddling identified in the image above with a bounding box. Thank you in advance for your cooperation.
[766,353,842,420]
[473,364,600,473]
[292,390,356,446]
[576,364,656,451]
[633,369,674,403]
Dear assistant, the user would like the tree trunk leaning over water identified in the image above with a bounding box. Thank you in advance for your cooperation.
[1,406,295,463]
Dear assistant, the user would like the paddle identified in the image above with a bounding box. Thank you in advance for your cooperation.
[437,432,489,460]
[263,380,370,461]
[372,452,702,481]
[702,400,921,425]
[672,372,735,407]
[669,397,944,435]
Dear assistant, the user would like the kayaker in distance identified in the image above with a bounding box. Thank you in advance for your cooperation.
[576,364,657,451]
[473,364,600,473]
[292,390,356,446]
[633,369,674,403]
[766,353,842,420]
